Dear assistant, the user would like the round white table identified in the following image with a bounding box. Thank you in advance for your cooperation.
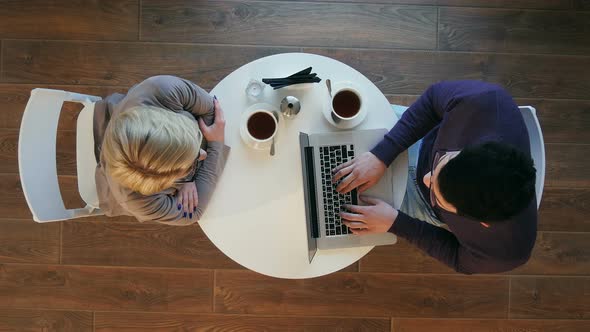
[204,53,408,279]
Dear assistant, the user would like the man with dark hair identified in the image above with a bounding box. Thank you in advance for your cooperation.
[333,80,537,274]
[438,142,536,221]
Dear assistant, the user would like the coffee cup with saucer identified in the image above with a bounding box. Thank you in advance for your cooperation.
[240,103,283,151]
[322,81,368,129]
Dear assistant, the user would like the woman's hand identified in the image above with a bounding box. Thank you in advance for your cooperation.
[198,97,226,142]
[176,182,198,219]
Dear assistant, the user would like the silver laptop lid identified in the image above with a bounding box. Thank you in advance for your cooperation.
[299,132,318,263]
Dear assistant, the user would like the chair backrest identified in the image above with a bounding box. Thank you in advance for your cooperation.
[519,106,545,209]
[18,88,103,222]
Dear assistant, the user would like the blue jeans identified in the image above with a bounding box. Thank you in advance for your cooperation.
[392,105,444,227]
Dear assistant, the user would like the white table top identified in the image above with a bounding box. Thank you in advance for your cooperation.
[204,53,408,279]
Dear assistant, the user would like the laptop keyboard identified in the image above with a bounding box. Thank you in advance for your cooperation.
[319,145,357,237]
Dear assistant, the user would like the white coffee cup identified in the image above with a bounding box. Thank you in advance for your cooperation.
[242,110,278,150]
[330,86,363,125]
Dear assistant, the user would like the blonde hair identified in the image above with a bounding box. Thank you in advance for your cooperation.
[101,106,202,195]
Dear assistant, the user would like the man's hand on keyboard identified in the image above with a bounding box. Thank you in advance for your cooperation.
[340,196,398,235]
[332,152,386,194]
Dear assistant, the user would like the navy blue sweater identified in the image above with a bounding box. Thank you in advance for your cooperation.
[371,80,537,274]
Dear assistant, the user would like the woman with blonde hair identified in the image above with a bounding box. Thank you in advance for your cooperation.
[94,75,229,225]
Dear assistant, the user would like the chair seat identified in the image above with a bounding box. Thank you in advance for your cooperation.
[77,101,100,208]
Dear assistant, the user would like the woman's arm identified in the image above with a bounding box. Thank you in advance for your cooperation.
[193,141,230,220]
[124,191,197,226]
[125,75,216,124]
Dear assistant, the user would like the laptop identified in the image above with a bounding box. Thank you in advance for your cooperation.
[299,129,397,263]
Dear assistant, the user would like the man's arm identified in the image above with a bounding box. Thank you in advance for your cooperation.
[390,212,523,274]
[371,80,502,166]
[341,196,495,274]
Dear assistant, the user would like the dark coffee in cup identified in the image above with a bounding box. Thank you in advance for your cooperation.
[247,111,276,140]
[332,90,361,119]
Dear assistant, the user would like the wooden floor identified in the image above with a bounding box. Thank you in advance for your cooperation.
[1,0,589,331]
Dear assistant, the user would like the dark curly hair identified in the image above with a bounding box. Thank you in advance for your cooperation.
[437,142,536,221]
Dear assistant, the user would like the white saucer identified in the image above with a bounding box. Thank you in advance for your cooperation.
[240,103,284,151]
[322,81,368,129]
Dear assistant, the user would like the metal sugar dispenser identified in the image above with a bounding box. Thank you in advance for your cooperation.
[280,96,301,118]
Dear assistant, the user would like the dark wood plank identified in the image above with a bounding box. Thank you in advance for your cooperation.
[539,188,590,232]
[215,270,508,317]
[433,0,574,8]
[0,219,59,264]
[573,0,590,10]
[510,277,590,319]
[386,94,419,106]
[96,312,389,332]
[340,262,360,272]
[546,144,590,189]
[510,232,590,275]
[0,309,92,332]
[0,0,138,40]
[303,48,590,99]
[55,175,88,212]
[0,129,18,174]
[270,0,574,10]
[141,1,436,50]
[62,221,241,269]
[55,131,77,176]
[0,264,213,312]
[0,84,127,130]
[1,40,294,87]
[393,318,590,332]
[0,174,33,220]
[68,214,138,223]
[439,8,590,55]
[517,99,590,145]
[359,239,455,274]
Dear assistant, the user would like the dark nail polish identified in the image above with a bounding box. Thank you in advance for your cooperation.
[214,95,218,100]
[177,204,181,210]
[189,213,193,219]
[193,207,196,212]
[183,212,187,218]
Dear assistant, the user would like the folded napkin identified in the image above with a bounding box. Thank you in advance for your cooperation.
[262,67,322,90]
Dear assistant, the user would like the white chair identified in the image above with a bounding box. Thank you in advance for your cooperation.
[19,89,104,222]
[519,106,545,209]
